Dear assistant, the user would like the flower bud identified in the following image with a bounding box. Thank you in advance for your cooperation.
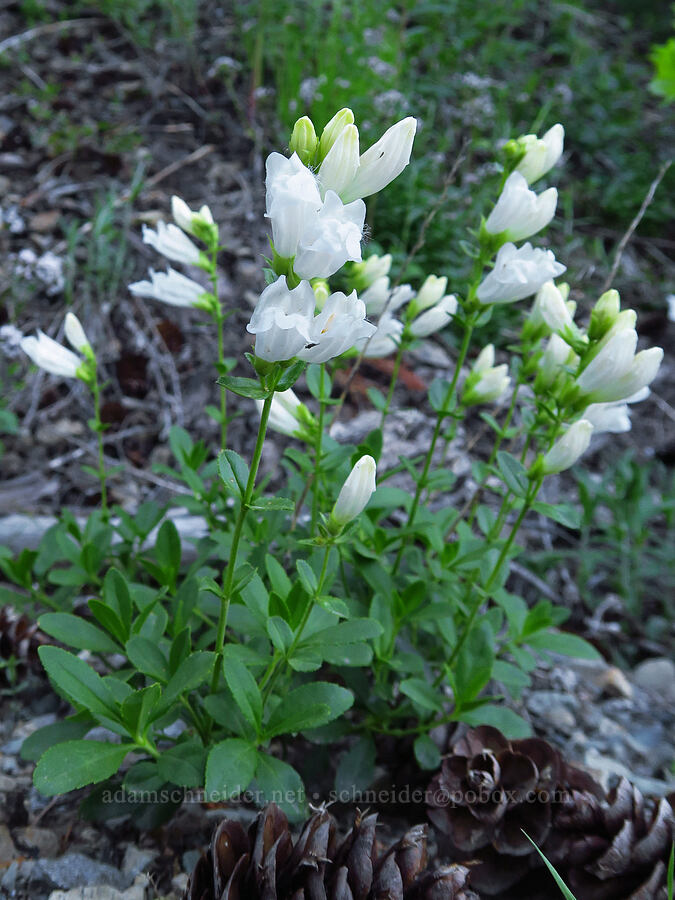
[536,333,575,388]
[515,124,564,184]
[409,294,457,337]
[588,289,620,341]
[462,345,510,405]
[485,172,557,243]
[318,108,355,162]
[330,455,377,528]
[541,419,593,474]
[350,253,393,292]
[289,116,318,167]
[318,124,360,197]
[408,274,448,317]
[64,312,89,352]
[21,328,85,380]
[312,279,330,309]
[142,222,202,266]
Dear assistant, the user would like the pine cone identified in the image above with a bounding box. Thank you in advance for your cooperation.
[426,725,675,899]
[0,605,43,682]
[184,804,479,900]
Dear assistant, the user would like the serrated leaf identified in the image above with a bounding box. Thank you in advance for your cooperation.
[253,753,306,820]
[526,630,600,660]
[459,704,532,738]
[532,501,582,530]
[335,735,376,798]
[34,740,131,795]
[265,682,352,737]
[38,647,119,721]
[497,451,529,498]
[296,559,318,595]
[38,613,120,654]
[216,374,268,399]
[125,636,169,682]
[400,678,442,712]
[249,496,294,511]
[205,739,257,800]
[218,449,249,498]
[20,716,93,762]
[414,734,441,770]
[223,655,262,732]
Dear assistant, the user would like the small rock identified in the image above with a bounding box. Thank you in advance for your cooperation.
[32,852,129,892]
[596,666,633,699]
[0,823,17,864]
[0,773,16,791]
[171,872,189,894]
[121,845,155,879]
[15,825,60,857]
[632,658,675,703]
[48,875,149,900]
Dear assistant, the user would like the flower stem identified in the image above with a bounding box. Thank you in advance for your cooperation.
[90,372,108,520]
[216,311,228,449]
[380,342,404,429]
[311,364,326,534]
[210,394,273,694]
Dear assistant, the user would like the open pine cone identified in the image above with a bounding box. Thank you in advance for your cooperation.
[426,725,675,899]
[184,803,479,900]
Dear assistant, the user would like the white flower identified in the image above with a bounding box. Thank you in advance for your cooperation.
[462,344,510,404]
[538,333,575,386]
[293,190,366,280]
[576,329,663,402]
[319,107,355,160]
[583,388,649,435]
[361,278,414,317]
[485,172,557,242]
[409,274,448,316]
[542,419,594,474]
[476,242,566,305]
[171,196,215,237]
[330,455,377,527]
[361,312,404,358]
[247,277,315,361]
[298,290,376,364]
[536,280,574,333]
[64,312,90,352]
[129,268,208,308]
[317,124,360,198]
[20,329,83,379]
[409,294,458,337]
[142,222,201,266]
[265,152,323,258]
[515,124,564,184]
[256,389,312,439]
[340,117,417,203]
[351,253,393,290]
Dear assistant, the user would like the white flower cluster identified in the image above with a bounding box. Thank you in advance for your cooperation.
[20,313,92,380]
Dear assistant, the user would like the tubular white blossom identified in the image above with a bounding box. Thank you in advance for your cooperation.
[265,152,323,258]
[319,108,355,161]
[64,312,89,352]
[516,124,564,184]
[583,388,650,435]
[537,280,574,333]
[542,419,594,474]
[317,124,360,198]
[409,294,458,337]
[142,222,201,266]
[476,242,566,305]
[171,196,214,236]
[462,344,510,404]
[247,277,315,361]
[352,253,393,290]
[362,279,414,317]
[298,290,376,364]
[255,389,307,439]
[538,333,575,385]
[485,172,557,242]
[20,330,82,378]
[293,191,366,280]
[129,268,208,308]
[331,455,377,526]
[409,274,448,316]
[340,117,417,203]
[361,312,404,358]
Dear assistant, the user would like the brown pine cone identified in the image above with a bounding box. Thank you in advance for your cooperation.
[0,605,44,682]
[184,804,479,900]
[426,726,675,899]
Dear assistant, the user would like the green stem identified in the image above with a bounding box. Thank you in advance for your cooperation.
[261,544,332,703]
[311,364,326,534]
[210,394,273,694]
[91,373,108,520]
[216,311,228,449]
[392,317,475,574]
[380,342,404,429]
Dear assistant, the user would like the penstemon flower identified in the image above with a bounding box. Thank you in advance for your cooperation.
[265,152,323,259]
[338,117,418,204]
[582,388,649,435]
[476,242,566,305]
[293,191,366,280]
[298,291,376,364]
[142,222,202,266]
[255,389,316,440]
[537,333,576,387]
[541,419,594,473]
[514,124,564,184]
[317,124,360,198]
[576,329,663,402]
[351,253,393,291]
[361,312,404,358]
[171,196,215,238]
[129,268,210,309]
[409,294,458,338]
[484,172,557,242]
[21,322,87,380]
[64,311,90,352]
[536,280,575,333]
[289,116,318,166]
[462,344,511,405]
[361,279,414,317]
[330,455,377,528]
[408,275,448,317]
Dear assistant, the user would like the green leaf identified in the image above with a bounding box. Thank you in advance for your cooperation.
[496,451,529,498]
[34,740,131,795]
[157,740,206,788]
[400,678,442,713]
[532,502,582,530]
[454,622,495,703]
[88,600,127,645]
[253,752,306,820]
[156,520,181,575]
[459,704,532,738]
[102,569,132,634]
[296,559,318,595]
[218,449,250,497]
[335,735,376,798]
[125,637,169,682]
[206,739,257,799]
[306,619,382,646]
[121,684,162,736]
[526,630,600,660]
[20,716,92,762]
[163,652,215,706]
[366,386,387,411]
[414,734,441,770]
[265,682,353,738]
[223,655,262,732]
[265,555,292,599]
[266,616,294,653]
[216,374,268,399]
[38,613,120,654]
[249,496,294,511]
[275,360,306,392]
[38,647,119,721]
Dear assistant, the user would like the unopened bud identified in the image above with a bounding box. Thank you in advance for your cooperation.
[289,116,318,167]
[318,108,355,162]
[330,455,377,528]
